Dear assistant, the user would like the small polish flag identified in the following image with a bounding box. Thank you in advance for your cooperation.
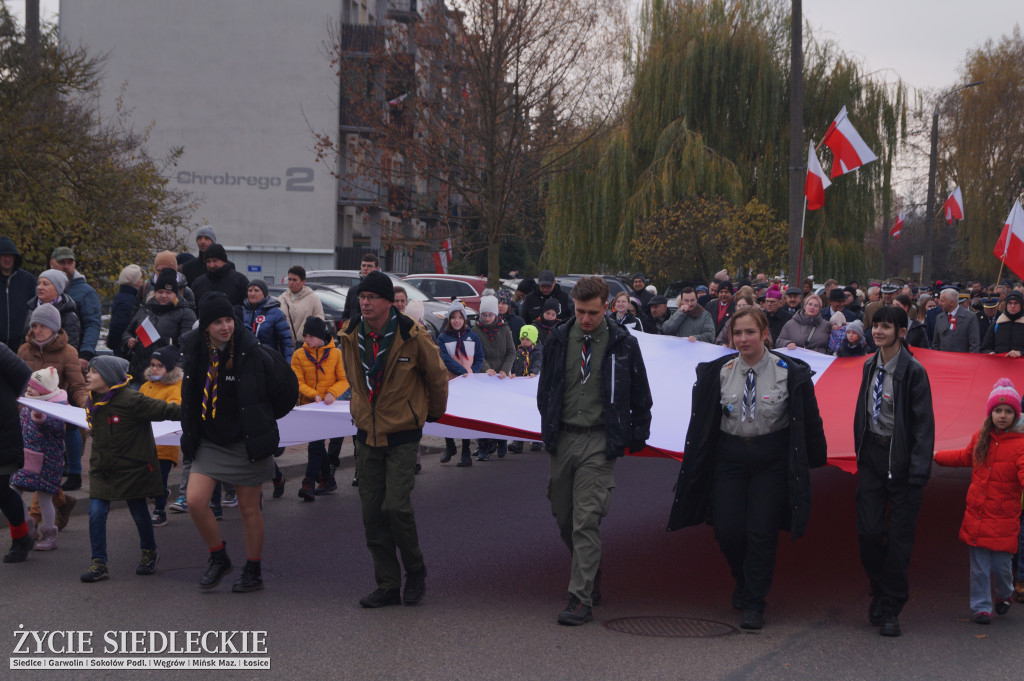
[889,212,905,239]
[388,93,408,107]
[943,187,964,223]
[136,317,160,348]
[994,199,1024,278]
[822,106,878,178]
[804,142,831,211]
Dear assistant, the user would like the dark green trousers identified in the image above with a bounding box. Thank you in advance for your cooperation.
[354,439,424,591]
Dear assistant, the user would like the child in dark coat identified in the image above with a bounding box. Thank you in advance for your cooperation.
[507,324,544,454]
[80,356,181,582]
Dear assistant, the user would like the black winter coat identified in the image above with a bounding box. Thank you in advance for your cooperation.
[537,318,653,457]
[191,261,250,307]
[853,345,934,486]
[981,314,1024,354]
[107,284,138,356]
[123,300,197,379]
[181,250,208,287]
[179,322,281,462]
[522,284,573,323]
[26,295,82,351]
[667,352,827,538]
[0,342,31,473]
[0,237,36,348]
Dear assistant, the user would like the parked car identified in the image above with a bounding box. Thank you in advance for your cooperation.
[555,274,630,303]
[402,274,489,311]
[303,269,472,333]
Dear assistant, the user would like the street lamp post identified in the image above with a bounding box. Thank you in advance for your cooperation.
[922,80,983,285]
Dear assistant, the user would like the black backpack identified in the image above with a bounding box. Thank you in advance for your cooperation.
[257,343,299,420]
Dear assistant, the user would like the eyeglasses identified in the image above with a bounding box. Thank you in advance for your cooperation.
[358,294,383,303]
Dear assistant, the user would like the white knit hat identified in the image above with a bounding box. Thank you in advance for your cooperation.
[27,366,61,401]
[479,295,499,316]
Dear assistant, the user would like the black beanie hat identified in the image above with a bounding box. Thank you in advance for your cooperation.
[302,316,331,342]
[205,243,228,262]
[248,279,269,298]
[198,292,235,331]
[542,298,560,314]
[356,270,395,302]
[150,345,181,369]
[154,267,179,292]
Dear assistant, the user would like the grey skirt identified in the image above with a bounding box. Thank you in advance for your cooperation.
[191,439,275,487]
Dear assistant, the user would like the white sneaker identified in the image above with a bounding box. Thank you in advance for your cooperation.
[35,527,57,551]
[168,495,187,513]
[222,492,238,508]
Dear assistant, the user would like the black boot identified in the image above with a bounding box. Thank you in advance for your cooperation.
[61,474,82,491]
[231,559,263,593]
[199,544,232,590]
[441,439,457,464]
[3,535,34,563]
[456,442,473,467]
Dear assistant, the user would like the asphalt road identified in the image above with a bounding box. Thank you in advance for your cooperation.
[1,442,1021,681]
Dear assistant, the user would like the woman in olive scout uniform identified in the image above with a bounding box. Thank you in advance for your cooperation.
[668,307,827,631]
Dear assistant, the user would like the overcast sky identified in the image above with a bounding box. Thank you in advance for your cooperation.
[8,0,1019,95]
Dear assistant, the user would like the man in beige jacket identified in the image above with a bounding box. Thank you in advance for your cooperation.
[278,265,325,344]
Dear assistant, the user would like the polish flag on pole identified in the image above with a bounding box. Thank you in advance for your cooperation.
[994,199,1024,277]
[136,317,160,348]
[822,106,879,178]
[431,239,453,274]
[804,142,831,211]
[943,186,964,223]
[889,211,905,239]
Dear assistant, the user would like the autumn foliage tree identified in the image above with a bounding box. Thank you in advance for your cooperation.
[0,7,194,295]
[937,27,1024,280]
[630,195,787,282]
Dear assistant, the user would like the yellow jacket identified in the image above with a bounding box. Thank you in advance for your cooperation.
[292,339,349,405]
[139,366,182,464]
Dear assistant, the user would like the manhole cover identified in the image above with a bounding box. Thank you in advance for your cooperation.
[158,566,281,583]
[605,616,736,638]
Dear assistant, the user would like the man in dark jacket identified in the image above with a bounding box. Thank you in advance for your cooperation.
[522,270,573,323]
[704,281,736,335]
[181,225,217,286]
[0,237,36,349]
[537,276,652,626]
[762,285,792,343]
[854,305,934,637]
[52,246,102,367]
[190,244,250,307]
[630,273,654,307]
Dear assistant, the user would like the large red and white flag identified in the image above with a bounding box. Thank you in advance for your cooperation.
[136,317,160,348]
[994,199,1024,277]
[944,186,964,223]
[804,142,831,211]
[822,106,879,178]
[889,211,905,239]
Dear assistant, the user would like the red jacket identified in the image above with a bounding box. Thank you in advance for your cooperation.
[934,428,1024,553]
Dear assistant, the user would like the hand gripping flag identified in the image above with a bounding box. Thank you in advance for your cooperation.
[994,199,1024,278]
[889,211,905,239]
[944,187,964,223]
[136,317,160,348]
[822,106,878,178]
[804,142,831,211]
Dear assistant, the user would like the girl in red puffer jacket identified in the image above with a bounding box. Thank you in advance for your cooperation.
[934,378,1024,625]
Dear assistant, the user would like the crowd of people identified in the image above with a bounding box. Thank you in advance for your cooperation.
[2,230,1024,635]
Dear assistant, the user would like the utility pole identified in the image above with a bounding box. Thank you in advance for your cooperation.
[922,80,983,285]
[787,0,804,284]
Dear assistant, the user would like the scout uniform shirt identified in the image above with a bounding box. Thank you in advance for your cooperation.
[865,351,897,437]
[719,350,789,438]
[561,318,609,428]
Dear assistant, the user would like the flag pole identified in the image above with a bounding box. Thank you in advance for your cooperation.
[797,196,808,284]
[996,259,1005,286]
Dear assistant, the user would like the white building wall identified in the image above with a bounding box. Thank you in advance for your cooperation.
[59,0,342,284]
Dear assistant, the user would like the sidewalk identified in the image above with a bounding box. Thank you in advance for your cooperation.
[62,433,452,515]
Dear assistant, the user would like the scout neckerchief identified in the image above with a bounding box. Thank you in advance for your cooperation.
[85,376,131,429]
[304,344,329,374]
[359,308,398,403]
